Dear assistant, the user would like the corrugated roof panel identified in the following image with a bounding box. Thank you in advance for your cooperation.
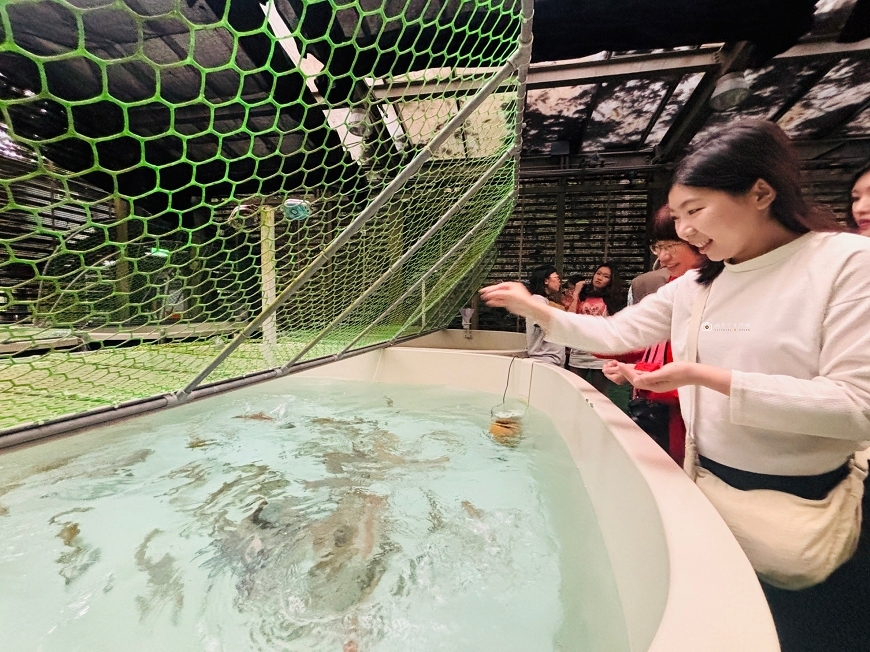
[645,72,704,147]
[778,57,870,138]
[689,60,843,146]
[583,78,670,150]
[396,99,465,159]
[809,0,858,38]
[522,84,596,154]
[844,105,870,136]
[459,93,512,159]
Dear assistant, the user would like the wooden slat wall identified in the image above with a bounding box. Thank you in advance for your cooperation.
[803,166,857,224]
[480,175,653,331]
[477,166,859,332]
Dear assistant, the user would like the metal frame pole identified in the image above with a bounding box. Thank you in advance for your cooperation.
[279,147,515,369]
[177,47,527,399]
[389,234,493,344]
[390,237,495,343]
[260,207,278,350]
[337,192,513,355]
[514,0,534,189]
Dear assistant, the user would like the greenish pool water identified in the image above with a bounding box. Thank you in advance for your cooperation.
[0,379,628,651]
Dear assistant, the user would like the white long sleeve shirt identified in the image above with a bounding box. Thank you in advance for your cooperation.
[545,231,870,475]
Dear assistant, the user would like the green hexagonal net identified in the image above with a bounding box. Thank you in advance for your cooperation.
[0,0,531,433]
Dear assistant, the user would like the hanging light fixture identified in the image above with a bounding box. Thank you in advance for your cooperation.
[282,197,310,221]
[709,71,751,111]
[347,106,373,137]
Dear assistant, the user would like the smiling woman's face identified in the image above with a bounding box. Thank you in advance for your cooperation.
[654,240,700,278]
[668,184,764,263]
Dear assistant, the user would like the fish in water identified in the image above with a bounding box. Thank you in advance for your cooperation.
[461,500,484,520]
[50,512,101,586]
[202,489,395,651]
[233,411,275,421]
[134,529,184,624]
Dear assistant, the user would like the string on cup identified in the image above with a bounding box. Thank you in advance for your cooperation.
[488,356,532,447]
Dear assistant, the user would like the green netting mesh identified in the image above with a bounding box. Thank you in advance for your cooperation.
[0,0,528,432]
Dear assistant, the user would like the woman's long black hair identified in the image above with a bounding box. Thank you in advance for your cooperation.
[672,119,842,285]
[528,264,558,298]
[574,262,625,314]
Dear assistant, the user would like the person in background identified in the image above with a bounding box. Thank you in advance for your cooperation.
[564,262,625,392]
[480,120,870,651]
[559,278,577,310]
[846,162,870,236]
[627,266,670,306]
[524,264,565,365]
[603,206,705,463]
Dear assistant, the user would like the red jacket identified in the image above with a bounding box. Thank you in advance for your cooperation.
[593,276,686,465]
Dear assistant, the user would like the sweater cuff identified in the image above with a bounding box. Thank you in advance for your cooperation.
[728,370,752,427]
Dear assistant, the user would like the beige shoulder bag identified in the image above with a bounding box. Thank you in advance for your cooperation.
[683,284,867,590]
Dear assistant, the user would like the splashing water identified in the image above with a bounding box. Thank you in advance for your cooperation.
[0,379,628,651]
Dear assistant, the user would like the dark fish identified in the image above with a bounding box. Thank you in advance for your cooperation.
[233,412,275,421]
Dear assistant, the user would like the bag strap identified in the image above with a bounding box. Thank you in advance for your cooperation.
[684,283,711,478]
[686,284,710,364]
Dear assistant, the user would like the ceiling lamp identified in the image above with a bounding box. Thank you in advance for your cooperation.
[347,107,373,137]
[709,71,751,112]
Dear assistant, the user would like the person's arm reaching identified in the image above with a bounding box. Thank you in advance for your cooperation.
[480,275,679,355]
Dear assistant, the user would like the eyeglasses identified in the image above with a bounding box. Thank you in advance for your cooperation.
[650,241,684,256]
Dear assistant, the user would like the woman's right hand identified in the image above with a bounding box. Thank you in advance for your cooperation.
[602,360,627,385]
[572,280,586,300]
[479,282,538,317]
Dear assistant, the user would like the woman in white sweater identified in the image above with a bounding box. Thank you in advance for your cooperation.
[480,120,870,651]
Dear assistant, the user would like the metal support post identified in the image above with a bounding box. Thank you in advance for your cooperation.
[260,207,278,359]
[421,279,426,329]
[280,147,515,369]
[337,192,513,356]
[177,47,527,399]
[112,197,131,324]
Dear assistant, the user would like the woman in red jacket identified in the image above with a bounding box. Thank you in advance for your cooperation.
[603,206,704,464]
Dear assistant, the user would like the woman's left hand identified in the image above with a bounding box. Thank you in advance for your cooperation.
[616,361,732,395]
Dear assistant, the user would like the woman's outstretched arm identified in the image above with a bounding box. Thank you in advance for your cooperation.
[480,275,680,354]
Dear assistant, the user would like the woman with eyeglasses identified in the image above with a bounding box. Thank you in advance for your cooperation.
[603,206,704,463]
[524,264,566,366]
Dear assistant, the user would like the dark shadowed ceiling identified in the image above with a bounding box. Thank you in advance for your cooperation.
[521,0,870,172]
[1,0,868,207]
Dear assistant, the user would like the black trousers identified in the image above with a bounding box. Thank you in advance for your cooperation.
[699,456,870,652]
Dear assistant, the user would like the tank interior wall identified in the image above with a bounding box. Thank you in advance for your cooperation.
[296,347,779,652]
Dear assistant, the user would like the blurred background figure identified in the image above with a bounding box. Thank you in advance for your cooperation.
[627,265,670,306]
[525,264,566,365]
[566,262,625,394]
[846,163,870,236]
